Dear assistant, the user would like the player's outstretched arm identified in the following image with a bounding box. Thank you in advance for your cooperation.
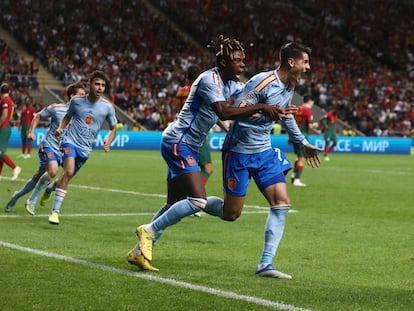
[303,144,323,168]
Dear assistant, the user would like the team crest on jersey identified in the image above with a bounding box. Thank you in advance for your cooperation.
[245,91,256,101]
[64,147,71,154]
[85,115,92,125]
[227,178,236,190]
[187,156,196,167]
[47,152,54,159]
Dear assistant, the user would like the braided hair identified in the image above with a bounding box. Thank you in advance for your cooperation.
[208,34,244,67]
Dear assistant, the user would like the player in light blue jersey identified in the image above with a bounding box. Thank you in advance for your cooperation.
[4,82,86,215]
[127,35,282,271]
[47,70,117,225]
[214,42,322,279]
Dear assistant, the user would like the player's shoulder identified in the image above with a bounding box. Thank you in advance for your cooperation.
[48,102,68,109]
[197,67,220,85]
[247,70,277,90]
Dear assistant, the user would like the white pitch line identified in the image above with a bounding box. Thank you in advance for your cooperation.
[1,180,298,214]
[0,241,315,311]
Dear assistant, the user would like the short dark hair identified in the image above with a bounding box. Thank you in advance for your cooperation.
[187,65,200,82]
[303,93,314,103]
[1,83,10,94]
[208,34,244,67]
[279,42,312,67]
[89,70,109,85]
[66,81,85,99]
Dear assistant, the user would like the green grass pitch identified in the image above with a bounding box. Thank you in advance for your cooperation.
[0,148,413,311]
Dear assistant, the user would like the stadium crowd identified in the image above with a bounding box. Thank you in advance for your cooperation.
[0,0,412,137]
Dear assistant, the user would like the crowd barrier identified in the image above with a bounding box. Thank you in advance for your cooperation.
[8,129,412,155]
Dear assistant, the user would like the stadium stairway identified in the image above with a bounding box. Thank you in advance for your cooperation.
[0,26,63,95]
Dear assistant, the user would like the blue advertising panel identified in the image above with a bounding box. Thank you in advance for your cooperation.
[8,129,412,155]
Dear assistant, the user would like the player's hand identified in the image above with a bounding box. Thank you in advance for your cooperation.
[103,140,110,152]
[303,144,323,168]
[278,104,297,119]
[260,104,281,121]
[27,132,36,141]
[54,128,63,137]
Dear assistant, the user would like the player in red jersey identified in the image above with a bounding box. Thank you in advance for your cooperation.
[291,94,319,186]
[320,103,339,161]
[18,97,36,159]
[0,83,21,180]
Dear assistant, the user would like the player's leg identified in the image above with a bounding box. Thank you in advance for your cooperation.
[5,168,43,212]
[198,139,213,185]
[151,176,188,243]
[49,144,79,224]
[254,149,292,279]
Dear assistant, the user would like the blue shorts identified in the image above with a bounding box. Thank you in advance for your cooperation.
[38,146,63,167]
[222,148,292,196]
[161,140,200,181]
[61,143,88,176]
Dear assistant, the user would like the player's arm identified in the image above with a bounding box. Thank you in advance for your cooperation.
[216,119,229,132]
[103,125,116,152]
[55,113,72,137]
[283,117,322,167]
[27,111,42,141]
[0,107,7,125]
[213,101,280,121]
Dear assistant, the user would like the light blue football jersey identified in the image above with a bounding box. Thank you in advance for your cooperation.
[39,103,68,154]
[62,96,117,157]
[162,67,244,151]
[223,70,308,153]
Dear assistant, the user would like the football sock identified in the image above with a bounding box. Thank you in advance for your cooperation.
[259,206,289,264]
[1,155,16,169]
[51,188,67,213]
[28,172,51,203]
[9,178,36,204]
[200,170,210,185]
[152,198,200,232]
[151,203,172,243]
[295,164,304,179]
[45,181,57,194]
[204,196,223,217]
[151,203,171,222]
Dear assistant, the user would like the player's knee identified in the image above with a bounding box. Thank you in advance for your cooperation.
[48,167,59,178]
[189,197,207,209]
[222,209,241,221]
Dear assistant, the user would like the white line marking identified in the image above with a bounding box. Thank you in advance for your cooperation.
[0,241,315,311]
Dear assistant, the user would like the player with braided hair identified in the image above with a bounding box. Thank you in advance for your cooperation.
[127,35,283,271]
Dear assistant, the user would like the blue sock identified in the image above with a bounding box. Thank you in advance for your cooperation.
[151,203,171,222]
[151,203,171,243]
[204,196,223,218]
[28,172,50,203]
[152,198,200,232]
[259,207,289,264]
[14,178,37,200]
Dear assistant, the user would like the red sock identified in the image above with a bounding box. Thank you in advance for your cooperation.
[0,160,3,174]
[1,155,16,169]
[28,143,32,154]
[22,143,26,154]
[327,145,335,153]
